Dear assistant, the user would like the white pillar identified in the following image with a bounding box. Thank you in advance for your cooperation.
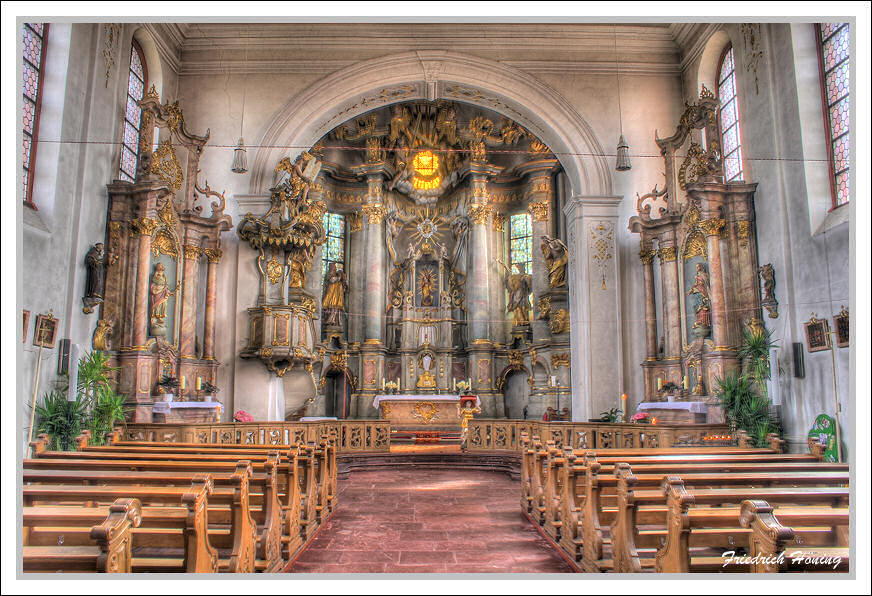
[563,195,624,422]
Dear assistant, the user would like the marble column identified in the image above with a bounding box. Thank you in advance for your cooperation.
[701,218,728,348]
[362,198,386,342]
[467,173,492,342]
[347,213,365,344]
[130,217,157,348]
[563,195,624,422]
[639,240,658,360]
[202,248,222,360]
[658,232,681,359]
[179,244,202,358]
[526,169,553,342]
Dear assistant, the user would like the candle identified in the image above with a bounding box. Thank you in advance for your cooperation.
[656,377,662,391]
[180,376,186,390]
[453,378,456,391]
[683,375,689,390]
[381,378,385,390]
[196,377,202,391]
[550,375,557,388]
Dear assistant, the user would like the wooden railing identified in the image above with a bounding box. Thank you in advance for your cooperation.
[466,420,733,451]
[121,420,391,453]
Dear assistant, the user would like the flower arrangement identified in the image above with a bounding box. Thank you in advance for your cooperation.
[456,380,471,394]
[201,381,219,395]
[384,380,399,394]
[631,412,650,424]
[233,410,254,423]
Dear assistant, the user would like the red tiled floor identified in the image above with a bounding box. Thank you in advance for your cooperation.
[288,468,573,574]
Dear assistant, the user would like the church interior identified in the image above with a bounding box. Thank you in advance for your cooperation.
[9,13,867,586]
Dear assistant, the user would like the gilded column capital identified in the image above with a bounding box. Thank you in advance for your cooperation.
[468,203,492,225]
[348,212,362,233]
[527,199,550,222]
[492,213,506,232]
[658,246,677,263]
[204,248,223,263]
[184,244,203,260]
[699,218,726,237]
[639,248,657,265]
[551,353,571,369]
[361,203,386,225]
[129,217,158,236]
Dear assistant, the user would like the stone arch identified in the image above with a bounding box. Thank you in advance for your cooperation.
[696,29,732,97]
[131,26,163,99]
[249,50,611,198]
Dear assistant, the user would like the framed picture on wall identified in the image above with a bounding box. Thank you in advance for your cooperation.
[23,310,30,343]
[833,307,849,348]
[804,315,831,353]
[33,313,59,349]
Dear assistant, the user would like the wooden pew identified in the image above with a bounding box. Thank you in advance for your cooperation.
[23,498,142,573]
[23,476,219,572]
[652,478,849,573]
[738,500,850,572]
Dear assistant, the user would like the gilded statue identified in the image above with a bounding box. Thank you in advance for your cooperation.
[274,152,316,204]
[149,263,177,337]
[499,260,532,327]
[540,235,568,289]
[322,262,348,327]
[458,398,482,451]
[687,262,712,330]
[92,319,113,351]
[389,104,413,146]
[288,245,315,289]
[418,266,436,307]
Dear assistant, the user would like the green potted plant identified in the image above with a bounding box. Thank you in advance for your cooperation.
[34,389,88,451]
[599,407,623,423]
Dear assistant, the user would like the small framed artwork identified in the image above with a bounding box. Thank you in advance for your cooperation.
[804,315,831,353]
[33,312,59,349]
[23,310,30,343]
[834,307,849,348]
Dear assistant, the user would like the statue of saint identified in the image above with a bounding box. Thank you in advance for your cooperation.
[687,262,712,329]
[418,267,436,307]
[759,263,776,304]
[83,243,108,313]
[149,263,172,337]
[540,235,568,289]
[450,216,468,270]
[500,261,532,327]
[288,245,314,289]
[322,263,348,327]
[385,213,404,266]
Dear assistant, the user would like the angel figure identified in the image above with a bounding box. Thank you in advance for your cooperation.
[322,263,348,327]
[499,260,532,326]
[540,235,568,289]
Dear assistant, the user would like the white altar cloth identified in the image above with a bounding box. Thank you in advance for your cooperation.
[636,401,708,414]
[299,416,338,422]
[153,400,223,414]
[372,394,480,409]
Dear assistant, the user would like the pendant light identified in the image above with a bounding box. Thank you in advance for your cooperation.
[614,26,631,171]
[231,38,249,174]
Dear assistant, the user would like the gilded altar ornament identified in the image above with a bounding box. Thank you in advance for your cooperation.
[541,235,568,289]
[204,247,222,263]
[492,213,506,232]
[550,309,570,334]
[93,319,113,351]
[639,248,657,265]
[736,220,751,248]
[151,230,178,258]
[347,212,362,232]
[361,203,386,225]
[551,353,571,369]
[658,246,677,263]
[330,350,347,369]
[322,263,348,327]
[417,267,436,307]
[150,139,184,191]
[499,260,532,327]
[468,203,491,225]
[699,218,726,237]
[412,402,439,424]
[130,217,158,236]
[508,350,524,368]
[537,296,552,320]
[683,231,707,262]
[528,200,549,222]
[183,244,202,260]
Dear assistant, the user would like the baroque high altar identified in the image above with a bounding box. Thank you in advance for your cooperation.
[237,100,573,421]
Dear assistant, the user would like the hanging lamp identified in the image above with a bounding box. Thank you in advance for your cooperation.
[614,26,631,171]
[231,39,249,174]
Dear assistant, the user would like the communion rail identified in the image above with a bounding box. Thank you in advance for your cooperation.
[120,420,391,453]
[466,420,733,451]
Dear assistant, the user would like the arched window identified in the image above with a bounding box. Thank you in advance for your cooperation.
[717,45,744,182]
[509,212,532,275]
[22,23,48,208]
[119,39,148,182]
[322,212,346,281]
[817,22,850,207]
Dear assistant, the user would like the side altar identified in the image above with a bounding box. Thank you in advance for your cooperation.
[373,394,481,426]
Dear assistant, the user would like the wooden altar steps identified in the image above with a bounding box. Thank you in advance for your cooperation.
[519,433,850,573]
[22,431,338,573]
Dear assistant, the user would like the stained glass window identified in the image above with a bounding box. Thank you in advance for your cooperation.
[119,40,147,182]
[717,45,744,182]
[818,23,850,207]
[509,213,532,274]
[22,23,48,206]
[322,212,346,281]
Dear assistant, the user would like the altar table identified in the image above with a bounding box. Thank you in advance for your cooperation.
[153,400,223,424]
[373,394,479,426]
[636,401,708,424]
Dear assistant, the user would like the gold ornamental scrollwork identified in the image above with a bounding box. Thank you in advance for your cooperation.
[380,402,392,417]
[683,232,707,262]
[130,217,158,236]
[361,203,386,225]
[412,402,439,424]
[508,350,524,369]
[204,248,223,263]
[736,221,751,247]
[266,256,283,284]
[467,203,491,225]
[658,246,677,263]
[183,244,202,260]
[347,212,362,232]
[537,296,552,320]
[492,213,506,232]
[330,350,348,369]
[550,309,569,334]
[151,229,178,258]
[699,218,726,237]
[551,353,571,369]
[528,199,549,222]
[639,248,657,265]
[150,139,184,191]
